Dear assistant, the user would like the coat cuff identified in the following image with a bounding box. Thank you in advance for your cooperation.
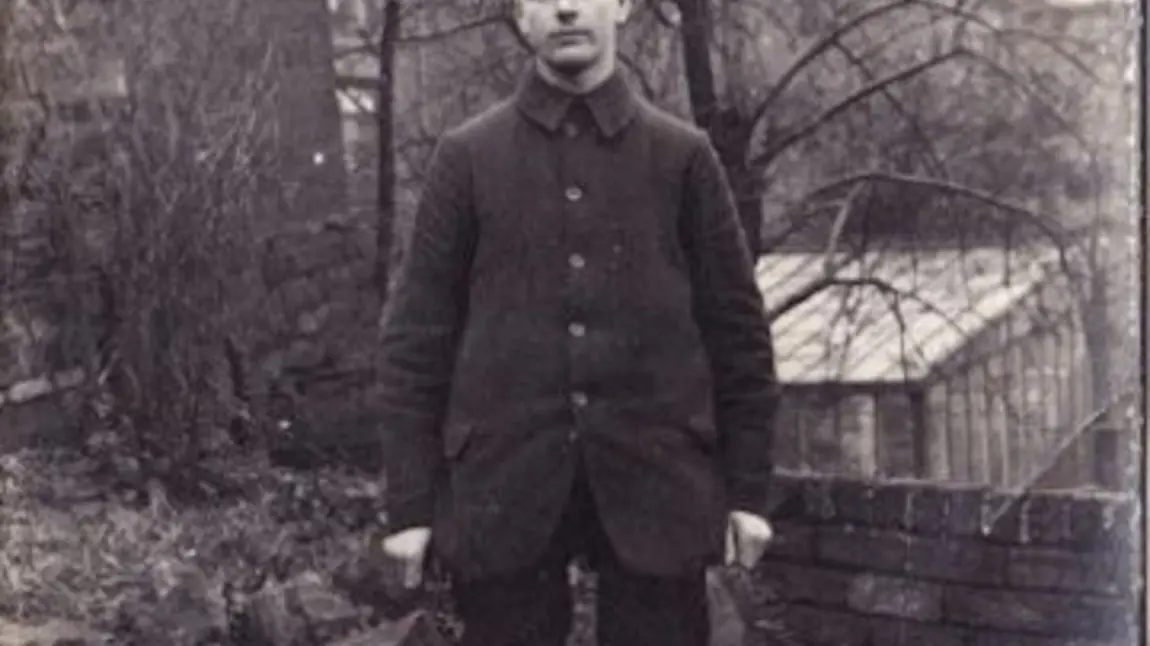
[727,479,772,520]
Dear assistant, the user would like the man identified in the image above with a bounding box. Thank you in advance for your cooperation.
[376,0,779,643]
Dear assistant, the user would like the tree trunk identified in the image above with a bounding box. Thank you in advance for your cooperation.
[734,189,763,258]
[713,121,762,258]
[676,0,719,131]
[374,0,399,302]
[675,0,762,258]
[0,3,18,219]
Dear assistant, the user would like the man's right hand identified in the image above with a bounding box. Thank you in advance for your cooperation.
[381,526,432,589]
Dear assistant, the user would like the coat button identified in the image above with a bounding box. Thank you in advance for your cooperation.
[565,186,583,202]
[568,322,586,337]
[569,253,586,269]
[562,122,579,138]
[571,391,589,408]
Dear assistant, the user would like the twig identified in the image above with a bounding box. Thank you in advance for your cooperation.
[618,51,658,99]
[752,49,967,169]
[649,0,681,28]
[827,40,949,180]
[796,170,1081,275]
[822,181,866,275]
[911,0,1103,82]
[766,274,977,355]
[750,0,916,129]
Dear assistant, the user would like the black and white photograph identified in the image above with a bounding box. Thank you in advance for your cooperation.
[0,0,1143,644]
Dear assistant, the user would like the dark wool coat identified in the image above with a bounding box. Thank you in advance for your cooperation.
[377,65,779,580]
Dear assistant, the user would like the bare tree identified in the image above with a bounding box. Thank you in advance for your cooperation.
[374,0,400,298]
[659,0,1133,406]
[661,0,1135,494]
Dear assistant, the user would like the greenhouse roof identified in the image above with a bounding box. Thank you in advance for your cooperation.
[757,246,1065,385]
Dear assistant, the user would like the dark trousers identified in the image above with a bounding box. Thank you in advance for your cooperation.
[451,463,709,646]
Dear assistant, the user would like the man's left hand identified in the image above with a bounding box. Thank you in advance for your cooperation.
[725,510,773,569]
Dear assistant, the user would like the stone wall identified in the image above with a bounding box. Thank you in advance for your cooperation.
[758,472,1140,646]
[245,214,383,470]
[0,212,383,464]
[256,0,349,234]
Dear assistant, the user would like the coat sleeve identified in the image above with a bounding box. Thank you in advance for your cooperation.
[377,132,475,532]
[681,136,780,518]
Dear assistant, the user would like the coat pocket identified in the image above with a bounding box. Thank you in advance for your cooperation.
[443,421,474,461]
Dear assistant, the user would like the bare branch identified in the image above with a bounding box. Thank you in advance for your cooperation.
[822,181,866,275]
[962,47,1105,240]
[798,170,1087,291]
[752,48,967,168]
[503,13,534,52]
[618,52,657,100]
[335,12,509,59]
[335,86,375,114]
[827,40,949,179]
[806,171,1072,244]
[335,75,377,93]
[749,0,915,131]
[648,0,681,28]
[742,2,799,51]
[400,14,506,45]
[765,275,977,359]
[910,0,1103,82]
[333,41,376,59]
[746,0,1100,142]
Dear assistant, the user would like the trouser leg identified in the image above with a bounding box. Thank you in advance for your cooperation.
[574,472,711,646]
[451,465,593,646]
[594,556,710,646]
[452,460,710,646]
[452,549,573,646]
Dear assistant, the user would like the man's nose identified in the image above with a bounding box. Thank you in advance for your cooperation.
[554,0,578,23]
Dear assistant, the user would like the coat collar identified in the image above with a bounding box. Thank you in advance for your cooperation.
[514,62,638,138]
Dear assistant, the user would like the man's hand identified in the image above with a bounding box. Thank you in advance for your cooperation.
[724,510,773,569]
[381,526,432,589]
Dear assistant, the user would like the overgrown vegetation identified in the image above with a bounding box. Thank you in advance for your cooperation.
[0,442,417,644]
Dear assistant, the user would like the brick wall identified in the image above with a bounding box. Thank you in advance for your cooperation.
[757,472,1141,646]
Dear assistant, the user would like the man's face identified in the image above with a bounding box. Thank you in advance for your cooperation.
[516,0,632,75]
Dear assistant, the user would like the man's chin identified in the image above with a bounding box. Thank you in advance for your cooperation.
[540,53,595,77]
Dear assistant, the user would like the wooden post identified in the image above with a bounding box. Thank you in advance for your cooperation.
[1092,426,1121,490]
